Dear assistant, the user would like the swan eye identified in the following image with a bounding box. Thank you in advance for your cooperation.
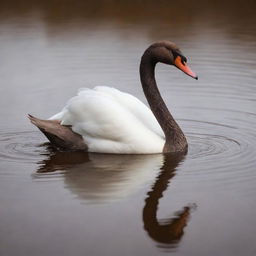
[181,56,187,65]
[171,50,187,65]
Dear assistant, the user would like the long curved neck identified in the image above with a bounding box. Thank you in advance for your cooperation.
[140,51,187,153]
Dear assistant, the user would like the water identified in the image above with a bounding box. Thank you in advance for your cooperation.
[0,0,256,255]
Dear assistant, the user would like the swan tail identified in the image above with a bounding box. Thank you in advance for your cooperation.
[28,114,88,151]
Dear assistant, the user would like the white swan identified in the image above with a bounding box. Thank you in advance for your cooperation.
[49,86,165,153]
[29,41,197,154]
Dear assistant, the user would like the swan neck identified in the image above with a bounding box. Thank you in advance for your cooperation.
[140,52,187,153]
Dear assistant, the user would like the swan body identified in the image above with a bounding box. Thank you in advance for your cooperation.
[50,86,165,154]
[29,41,197,154]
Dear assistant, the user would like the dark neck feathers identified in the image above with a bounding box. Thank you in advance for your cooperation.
[139,49,187,153]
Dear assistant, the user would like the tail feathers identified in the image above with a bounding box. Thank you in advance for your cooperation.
[28,114,88,151]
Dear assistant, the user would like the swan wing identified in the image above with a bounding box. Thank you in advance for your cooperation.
[50,87,164,154]
[93,86,164,138]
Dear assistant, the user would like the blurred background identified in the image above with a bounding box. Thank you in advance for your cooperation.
[0,0,255,127]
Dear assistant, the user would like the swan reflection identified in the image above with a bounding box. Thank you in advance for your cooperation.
[35,150,195,248]
[143,154,196,248]
[36,151,163,202]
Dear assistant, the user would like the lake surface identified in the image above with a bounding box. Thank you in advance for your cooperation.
[0,0,256,255]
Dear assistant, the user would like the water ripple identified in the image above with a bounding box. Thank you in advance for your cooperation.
[173,115,256,189]
[0,131,49,164]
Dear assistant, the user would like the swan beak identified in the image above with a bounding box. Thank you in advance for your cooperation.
[174,56,198,80]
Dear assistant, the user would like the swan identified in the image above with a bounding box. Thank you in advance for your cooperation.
[29,41,197,154]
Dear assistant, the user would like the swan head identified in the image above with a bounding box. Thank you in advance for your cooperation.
[146,41,198,80]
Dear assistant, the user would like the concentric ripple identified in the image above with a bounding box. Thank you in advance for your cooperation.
[0,131,50,164]
[188,133,241,160]
[176,111,256,189]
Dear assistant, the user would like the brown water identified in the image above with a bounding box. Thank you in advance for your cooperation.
[0,0,256,255]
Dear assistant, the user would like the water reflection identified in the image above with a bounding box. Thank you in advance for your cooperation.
[35,149,194,248]
[35,150,163,203]
[143,153,195,249]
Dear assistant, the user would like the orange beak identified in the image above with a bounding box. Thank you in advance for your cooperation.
[174,56,198,80]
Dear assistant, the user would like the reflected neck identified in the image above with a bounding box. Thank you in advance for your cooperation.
[139,50,187,153]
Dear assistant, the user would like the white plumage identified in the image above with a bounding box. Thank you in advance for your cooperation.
[50,86,165,154]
